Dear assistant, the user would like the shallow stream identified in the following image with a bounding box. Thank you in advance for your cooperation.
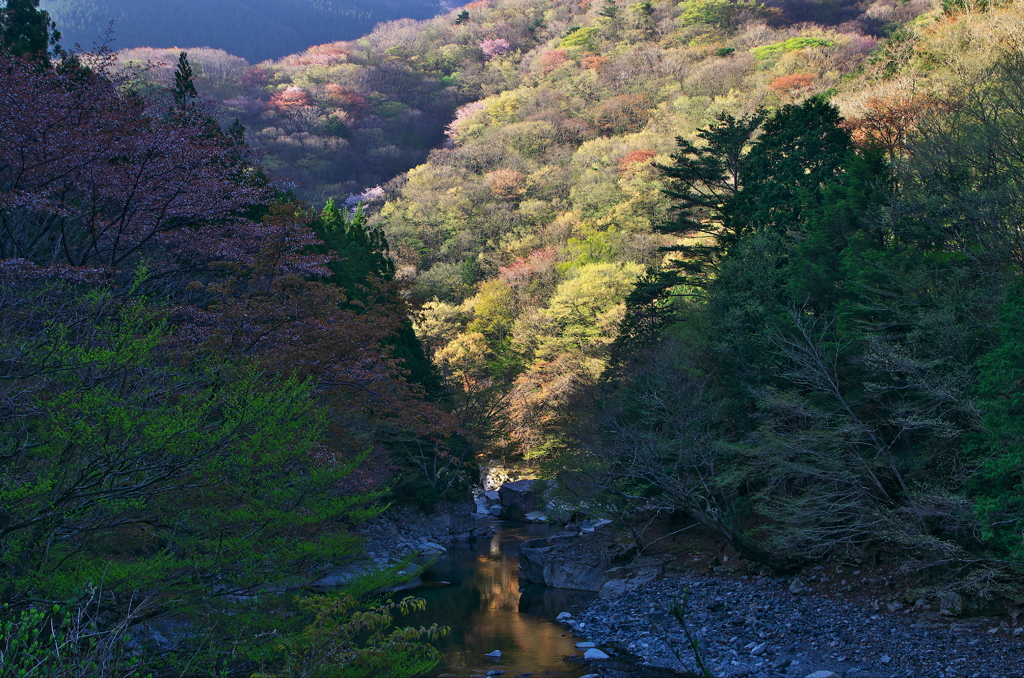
[400,521,597,678]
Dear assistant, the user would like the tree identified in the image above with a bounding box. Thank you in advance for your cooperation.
[172,50,199,109]
[0,46,453,673]
[971,280,1024,560]
[0,0,60,64]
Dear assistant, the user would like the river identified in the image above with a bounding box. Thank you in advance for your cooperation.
[399,521,597,678]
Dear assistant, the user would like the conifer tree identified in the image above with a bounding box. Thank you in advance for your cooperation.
[172,50,199,109]
[0,0,61,64]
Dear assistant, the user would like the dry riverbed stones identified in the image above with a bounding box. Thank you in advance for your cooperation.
[569,574,1024,678]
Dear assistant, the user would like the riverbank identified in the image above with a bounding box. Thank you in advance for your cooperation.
[564,559,1024,678]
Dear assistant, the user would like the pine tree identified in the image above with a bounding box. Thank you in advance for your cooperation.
[0,0,61,65]
[173,50,199,110]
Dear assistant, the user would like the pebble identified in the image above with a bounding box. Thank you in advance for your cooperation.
[485,650,501,658]
[576,641,596,648]
[583,648,610,660]
[575,573,1023,678]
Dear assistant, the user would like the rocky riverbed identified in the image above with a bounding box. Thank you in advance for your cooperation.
[565,573,1024,678]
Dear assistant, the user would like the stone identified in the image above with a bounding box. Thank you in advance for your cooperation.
[499,479,542,521]
[804,672,838,678]
[483,490,500,503]
[488,505,504,517]
[417,542,447,556]
[598,578,633,599]
[938,590,1001,617]
[524,510,549,523]
[518,531,630,592]
[583,648,610,660]
[486,672,504,677]
[556,611,574,621]
[485,650,501,658]
[581,675,601,678]
[751,642,768,656]
[576,641,596,648]
[789,577,812,595]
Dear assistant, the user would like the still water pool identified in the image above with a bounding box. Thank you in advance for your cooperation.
[400,521,597,678]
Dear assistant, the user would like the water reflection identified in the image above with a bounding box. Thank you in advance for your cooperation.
[402,522,597,678]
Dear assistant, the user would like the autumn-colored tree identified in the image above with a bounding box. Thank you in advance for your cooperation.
[767,73,816,101]
[619,149,658,173]
[271,84,315,111]
[485,168,527,199]
[842,94,934,158]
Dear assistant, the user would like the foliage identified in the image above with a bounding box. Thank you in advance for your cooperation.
[0,594,145,678]
[255,590,448,678]
[0,41,451,674]
[677,0,780,31]
[750,37,836,60]
[971,280,1024,559]
[0,0,61,64]
[43,0,444,63]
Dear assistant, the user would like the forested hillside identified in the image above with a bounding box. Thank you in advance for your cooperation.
[115,0,1024,591]
[359,0,1024,591]
[40,0,443,61]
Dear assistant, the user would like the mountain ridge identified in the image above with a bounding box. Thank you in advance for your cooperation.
[41,0,445,62]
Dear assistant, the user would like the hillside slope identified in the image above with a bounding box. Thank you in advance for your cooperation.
[42,0,443,62]
[103,0,1024,584]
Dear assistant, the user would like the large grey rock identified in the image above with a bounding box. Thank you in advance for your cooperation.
[499,479,541,521]
[519,527,641,592]
[938,590,1002,617]
[598,557,664,599]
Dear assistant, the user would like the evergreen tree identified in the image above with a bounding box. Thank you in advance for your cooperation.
[313,199,443,396]
[172,50,199,110]
[0,0,61,64]
[969,280,1024,559]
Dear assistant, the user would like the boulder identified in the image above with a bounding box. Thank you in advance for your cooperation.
[499,479,541,521]
[524,510,548,523]
[597,558,664,599]
[938,591,1002,617]
[518,528,640,592]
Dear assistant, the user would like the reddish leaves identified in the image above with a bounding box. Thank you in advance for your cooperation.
[0,55,270,271]
[842,95,936,157]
